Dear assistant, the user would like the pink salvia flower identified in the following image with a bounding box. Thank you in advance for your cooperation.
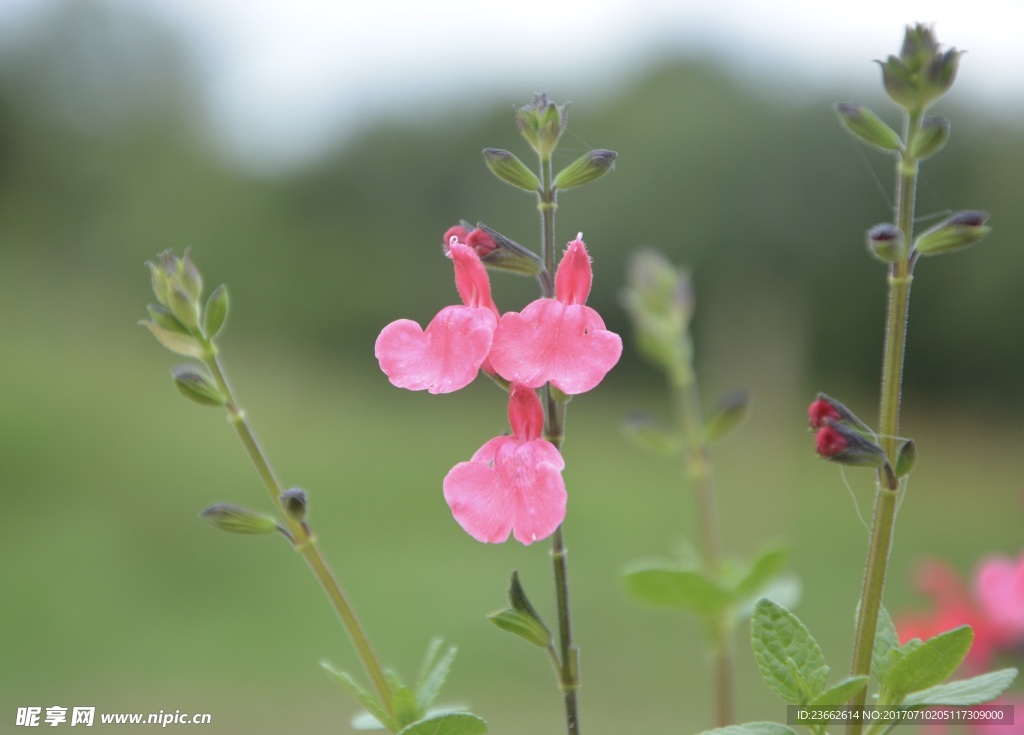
[443,384,567,545]
[489,236,622,394]
[975,553,1024,638]
[375,243,498,394]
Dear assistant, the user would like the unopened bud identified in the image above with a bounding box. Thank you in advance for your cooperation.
[442,225,470,253]
[914,210,991,257]
[834,103,902,153]
[170,363,226,407]
[909,117,951,161]
[866,223,906,264]
[178,248,204,302]
[879,25,961,112]
[515,93,568,160]
[894,438,917,478]
[482,148,541,191]
[141,320,204,357]
[808,393,876,440]
[201,504,281,535]
[473,223,544,276]
[168,283,201,333]
[147,257,171,307]
[815,421,888,470]
[280,487,308,522]
[147,304,189,335]
[203,284,229,341]
[553,149,618,191]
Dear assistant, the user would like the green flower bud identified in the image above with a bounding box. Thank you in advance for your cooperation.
[474,223,544,277]
[201,504,281,535]
[482,148,541,191]
[280,487,308,523]
[167,282,201,333]
[908,116,951,161]
[178,248,204,302]
[866,223,906,264]
[147,257,171,307]
[515,93,568,160]
[170,363,226,407]
[834,103,902,153]
[147,304,189,335]
[204,284,229,340]
[894,438,917,478]
[140,320,204,357]
[914,210,991,257]
[878,25,961,113]
[553,149,618,190]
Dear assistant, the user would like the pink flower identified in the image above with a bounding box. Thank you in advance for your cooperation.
[443,384,566,545]
[814,425,849,457]
[375,243,499,394]
[976,553,1024,638]
[808,398,842,428]
[489,236,622,394]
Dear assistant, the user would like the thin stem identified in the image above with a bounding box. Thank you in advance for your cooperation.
[203,348,394,715]
[846,110,921,735]
[672,366,733,726]
[538,154,580,735]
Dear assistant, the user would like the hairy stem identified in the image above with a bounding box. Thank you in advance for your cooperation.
[846,110,921,735]
[203,347,393,715]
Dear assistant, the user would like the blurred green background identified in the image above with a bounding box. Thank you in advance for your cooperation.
[1,3,1021,734]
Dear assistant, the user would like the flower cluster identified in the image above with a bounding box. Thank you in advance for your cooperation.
[375,231,622,545]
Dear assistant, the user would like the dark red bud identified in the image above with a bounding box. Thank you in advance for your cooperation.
[466,228,499,257]
[815,426,850,457]
[809,399,843,429]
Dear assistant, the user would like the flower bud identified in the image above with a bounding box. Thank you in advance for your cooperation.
[482,148,541,191]
[878,25,961,113]
[442,225,470,252]
[203,284,229,340]
[515,93,568,160]
[894,438,917,478]
[147,257,171,308]
[814,421,889,469]
[914,210,991,257]
[808,392,876,440]
[201,504,281,535]
[141,319,204,357]
[178,248,204,303]
[280,487,308,522]
[472,223,544,276]
[834,103,902,153]
[170,363,226,407]
[866,223,906,264]
[553,149,618,190]
[909,117,951,161]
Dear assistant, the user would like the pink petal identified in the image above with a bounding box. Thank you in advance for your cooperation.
[450,242,497,314]
[508,384,544,442]
[490,299,623,394]
[375,305,496,394]
[976,555,1024,635]
[443,437,566,545]
[555,237,592,306]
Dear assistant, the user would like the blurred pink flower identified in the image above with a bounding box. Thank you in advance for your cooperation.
[976,553,1024,638]
[443,384,566,545]
[489,236,622,394]
[375,243,499,394]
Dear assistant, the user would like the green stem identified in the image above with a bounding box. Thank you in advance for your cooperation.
[203,348,394,715]
[672,365,733,726]
[538,155,581,735]
[846,110,921,735]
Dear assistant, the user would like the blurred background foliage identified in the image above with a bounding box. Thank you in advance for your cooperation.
[1,2,1021,734]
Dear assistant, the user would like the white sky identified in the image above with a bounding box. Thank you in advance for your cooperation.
[2,0,1022,170]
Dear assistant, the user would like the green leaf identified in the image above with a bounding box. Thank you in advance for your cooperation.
[397,712,488,735]
[552,149,617,190]
[870,607,900,683]
[810,676,869,706]
[415,640,457,713]
[203,284,229,340]
[321,660,397,732]
[141,319,204,357]
[623,565,732,616]
[733,549,788,600]
[487,609,551,649]
[482,148,540,191]
[903,668,1018,707]
[704,390,751,443]
[751,598,830,704]
[393,685,420,728]
[697,722,799,735]
[170,363,226,407]
[886,625,973,698]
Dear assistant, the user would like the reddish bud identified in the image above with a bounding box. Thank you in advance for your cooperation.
[816,426,850,457]
[808,398,843,429]
[442,225,470,253]
[466,228,499,257]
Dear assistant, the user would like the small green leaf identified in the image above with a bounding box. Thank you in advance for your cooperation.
[393,685,420,728]
[894,439,917,478]
[810,676,869,706]
[834,103,902,152]
[733,548,788,600]
[200,504,280,536]
[870,607,900,683]
[553,149,617,190]
[141,320,204,357]
[623,565,732,616]
[397,712,487,735]
[416,640,457,714]
[171,363,226,407]
[697,722,799,735]
[751,598,830,704]
[321,660,397,732]
[704,390,752,443]
[482,148,540,191]
[487,609,551,649]
[886,625,973,699]
[903,668,1018,707]
[204,284,229,340]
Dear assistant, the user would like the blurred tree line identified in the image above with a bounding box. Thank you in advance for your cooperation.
[2,1,1021,408]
